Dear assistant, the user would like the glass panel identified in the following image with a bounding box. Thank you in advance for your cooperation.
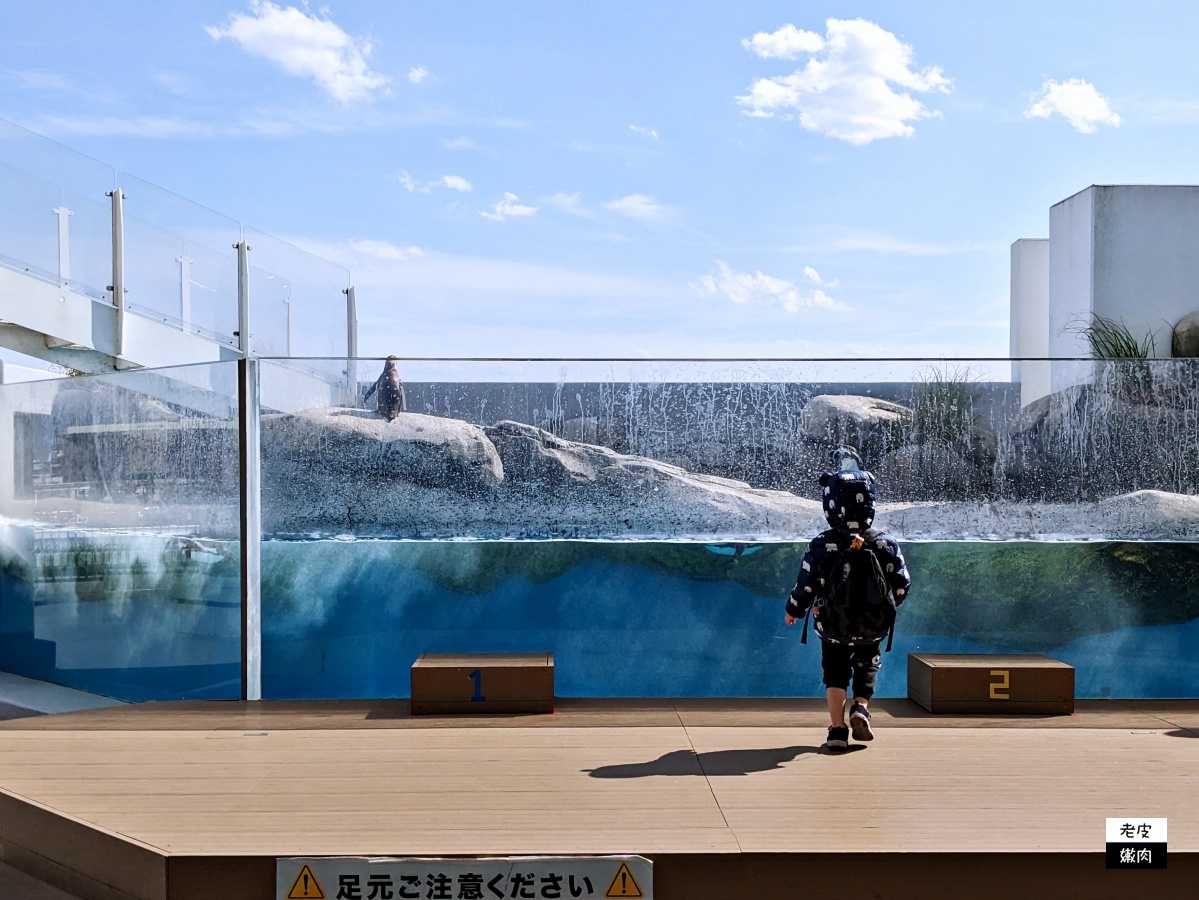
[244,227,349,361]
[63,188,114,301]
[0,361,241,701]
[0,118,116,304]
[0,118,115,199]
[247,264,290,357]
[258,357,1199,700]
[119,173,240,345]
[185,240,240,345]
[0,162,61,282]
[123,214,185,325]
[259,357,1199,539]
[261,540,1199,699]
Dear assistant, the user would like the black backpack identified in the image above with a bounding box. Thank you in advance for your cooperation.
[801,528,898,650]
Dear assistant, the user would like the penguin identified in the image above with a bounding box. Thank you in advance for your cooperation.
[363,355,406,421]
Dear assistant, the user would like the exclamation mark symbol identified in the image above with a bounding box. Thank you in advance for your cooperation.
[620,871,627,894]
[303,873,310,896]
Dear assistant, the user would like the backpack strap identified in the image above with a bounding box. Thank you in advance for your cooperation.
[866,528,896,651]
[800,601,812,644]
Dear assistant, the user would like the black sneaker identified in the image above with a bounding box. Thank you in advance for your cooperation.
[849,703,874,742]
[826,725,849,750]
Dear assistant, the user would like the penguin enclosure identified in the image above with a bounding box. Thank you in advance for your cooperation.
[2,356,1198,702]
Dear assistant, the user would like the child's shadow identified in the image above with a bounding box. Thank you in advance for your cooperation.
[585,744,863,778]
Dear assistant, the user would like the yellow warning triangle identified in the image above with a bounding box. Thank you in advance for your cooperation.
[287,864,326,899]
[605,861,644,898]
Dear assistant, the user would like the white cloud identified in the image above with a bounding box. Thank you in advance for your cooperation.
[737,18,951,145]
[280,236,1005,360]
[481,192,538,222]
[442,136,475,150]
[545,192,593,218]
[399,171,472,193]
[348,239,423,262]
[803,266,839,288]
[206,1,389,104]
[398,170,428,193]
[698,261,847,313]
[1025,78,1120,133]
[786,227,994,256]
[629,124,659,141]
[603,194,667,221]
[34,114,236,139]
[742,24,824,60]
[407,66,429,84]
[34,101,470,139]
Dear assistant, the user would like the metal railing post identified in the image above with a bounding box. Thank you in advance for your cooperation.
[53,205,73,287]
[345,286,358,406]
[177,254,193,331]
[238,355,262,702]
[106,188,125,357]
[235,240,251,354]
[235,235,260,701]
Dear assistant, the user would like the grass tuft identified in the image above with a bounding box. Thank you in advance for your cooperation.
[1071,314,1155,359]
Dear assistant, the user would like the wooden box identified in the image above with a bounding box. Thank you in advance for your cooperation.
[410,652,554,715]
[908,653,1074,715]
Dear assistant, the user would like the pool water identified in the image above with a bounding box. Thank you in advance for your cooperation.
[4,533,1198,701]
[261,539,1199,700]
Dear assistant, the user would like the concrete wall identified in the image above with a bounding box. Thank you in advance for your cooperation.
[1047,187,1095,360]
[1010,238,1050,406]
[1091,186,1199,356]
[1047,185,1199,359]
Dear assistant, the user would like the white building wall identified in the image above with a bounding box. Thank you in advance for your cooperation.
[1047,188,1095,360]
[1010,238,1050,406]
[1047,185,1199,359]
[1091,186,1199,357]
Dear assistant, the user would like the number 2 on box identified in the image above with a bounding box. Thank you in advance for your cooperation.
[468,669,486,702]
[989,669,1010,700]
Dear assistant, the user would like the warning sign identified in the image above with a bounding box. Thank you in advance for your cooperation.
[286,864,325,899]
[605,860,644,897]
[277,856,652,900]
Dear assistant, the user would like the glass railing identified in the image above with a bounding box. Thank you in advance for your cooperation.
[120,173,242,346]
[0,361,241,700]
[256,356,1199,542]
[3,356,1198,701]
[0,120,115,302]
[252,356,1199,700]
[0,117,350,370]
[243,231,350,395]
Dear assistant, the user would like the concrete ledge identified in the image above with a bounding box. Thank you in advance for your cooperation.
[0,672,125,716]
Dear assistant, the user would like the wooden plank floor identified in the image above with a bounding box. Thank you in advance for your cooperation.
[0,700,1196,900]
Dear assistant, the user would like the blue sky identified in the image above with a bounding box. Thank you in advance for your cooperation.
[6,1,1199,363]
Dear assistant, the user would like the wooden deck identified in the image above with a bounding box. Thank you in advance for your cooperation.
[0,699,1196,899]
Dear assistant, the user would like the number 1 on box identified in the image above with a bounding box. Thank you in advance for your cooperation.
[468,669,486,702]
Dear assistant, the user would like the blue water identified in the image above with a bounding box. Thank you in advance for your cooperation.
[5,534,1198,701]
[260,540,1199,701]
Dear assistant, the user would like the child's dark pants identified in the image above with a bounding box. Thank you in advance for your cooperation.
[821,640,883,699]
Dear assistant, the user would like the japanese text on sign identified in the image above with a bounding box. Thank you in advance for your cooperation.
[277,856,652,900]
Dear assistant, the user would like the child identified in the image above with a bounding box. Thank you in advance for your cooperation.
[785,448,911,750]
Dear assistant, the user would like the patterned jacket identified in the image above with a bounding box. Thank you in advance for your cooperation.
[785,527,911,628]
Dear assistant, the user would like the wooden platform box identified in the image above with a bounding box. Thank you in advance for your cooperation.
[411,653,554,715]
[908,653,1075,715]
